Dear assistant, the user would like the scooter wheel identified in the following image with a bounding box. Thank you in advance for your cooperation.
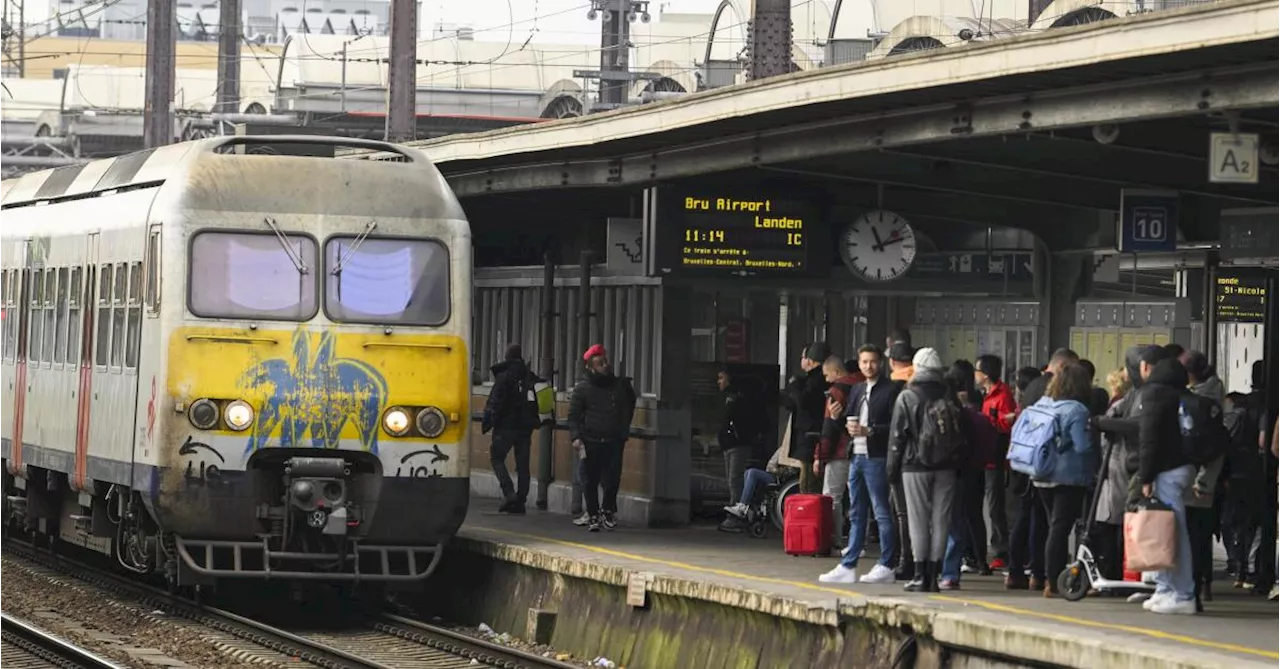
[749,523,767,539]
[1058,563,1090,602]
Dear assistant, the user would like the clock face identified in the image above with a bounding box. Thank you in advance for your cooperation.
[839,210,917,282]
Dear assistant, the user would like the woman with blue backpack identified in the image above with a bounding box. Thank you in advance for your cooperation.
[1008,361,1101,597]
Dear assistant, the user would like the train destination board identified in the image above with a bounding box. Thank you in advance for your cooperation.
[646,188,828,278]
[1214,269,1271,323]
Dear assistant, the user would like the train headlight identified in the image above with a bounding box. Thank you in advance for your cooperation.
[224,400,254,431]
[416,407,447,438]
[189,399,219,430]
[383,408,411,436]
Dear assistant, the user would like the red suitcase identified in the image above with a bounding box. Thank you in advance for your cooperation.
[783,493,833,557]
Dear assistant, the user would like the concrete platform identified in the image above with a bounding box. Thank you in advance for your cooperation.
[455,497,1277,669]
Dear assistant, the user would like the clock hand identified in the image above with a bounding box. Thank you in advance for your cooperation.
[871,226,885,252]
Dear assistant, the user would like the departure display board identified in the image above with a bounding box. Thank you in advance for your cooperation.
[1215,269,1271,323]
[646,188,828,277]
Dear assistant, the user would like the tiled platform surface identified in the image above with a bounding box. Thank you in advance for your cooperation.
[457,497,1278,669]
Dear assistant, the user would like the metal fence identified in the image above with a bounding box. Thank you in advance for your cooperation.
[472,267,663,396]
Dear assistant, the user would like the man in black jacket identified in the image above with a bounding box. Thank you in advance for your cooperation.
[485,344,537,514]
[819,344,901,585]
[568,344,637,533]
[1134,350,1197,615]
[785,342,832,494]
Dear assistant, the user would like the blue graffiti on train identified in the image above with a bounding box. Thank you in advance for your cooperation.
[240,329,387,454]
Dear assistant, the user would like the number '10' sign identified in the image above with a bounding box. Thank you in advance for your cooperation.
[1118,189,1179,253]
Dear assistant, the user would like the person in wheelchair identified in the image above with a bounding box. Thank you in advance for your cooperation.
[720,446,799,533]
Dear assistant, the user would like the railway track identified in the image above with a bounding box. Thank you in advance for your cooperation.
[3,538,579,669]
[1,611,125,669]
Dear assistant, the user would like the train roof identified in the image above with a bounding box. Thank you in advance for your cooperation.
[1,136,442,210]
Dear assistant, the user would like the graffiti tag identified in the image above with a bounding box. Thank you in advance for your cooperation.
[395,445,449,478]
[180,436,224,487]
[145,377,157,443]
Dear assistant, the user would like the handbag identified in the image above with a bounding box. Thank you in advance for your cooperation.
[1123,496,1177,572]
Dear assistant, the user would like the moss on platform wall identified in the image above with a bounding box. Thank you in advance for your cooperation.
[417,548,958,669]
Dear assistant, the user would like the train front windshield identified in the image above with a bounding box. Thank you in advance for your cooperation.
[188,229,451,326]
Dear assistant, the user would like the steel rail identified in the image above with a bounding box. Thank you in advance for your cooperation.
[1,611,126,669]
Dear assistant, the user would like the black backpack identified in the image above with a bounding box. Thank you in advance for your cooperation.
[515,372,542,431]
[1178,392,1229,467]
[913,390,969,468]
[1222,403,1263,480]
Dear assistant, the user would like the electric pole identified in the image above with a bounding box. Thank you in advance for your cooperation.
[216,0,240,114]
[385,0,417,142]
[584,0,649,111]
[143,0,175,147]
[746,0,791,81]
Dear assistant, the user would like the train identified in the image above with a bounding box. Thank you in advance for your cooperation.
[1,135,472,591]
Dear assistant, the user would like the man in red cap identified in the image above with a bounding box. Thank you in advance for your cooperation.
[568,344,637,532]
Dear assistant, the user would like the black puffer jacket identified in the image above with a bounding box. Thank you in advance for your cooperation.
[487,358,534,433]
[568,371,637,444]
[1135,358,1191,484]
[784,366,829,461]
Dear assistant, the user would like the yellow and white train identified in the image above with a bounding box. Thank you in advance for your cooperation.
[1,136,472,587]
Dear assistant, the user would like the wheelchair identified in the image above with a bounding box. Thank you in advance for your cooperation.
[742,469,801,539]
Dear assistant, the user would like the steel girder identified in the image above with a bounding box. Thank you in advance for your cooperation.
[441,64,1278,197]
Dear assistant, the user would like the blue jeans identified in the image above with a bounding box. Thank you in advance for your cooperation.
[942,477,971,582]
[740,468,776,505]
[841,456,896,569]
[1152,465,1196,602]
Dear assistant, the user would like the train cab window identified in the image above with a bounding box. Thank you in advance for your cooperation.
[54,268,69,365]
[30,269,45,363]
[67,267,82,366]
[110,262,127,368]
[95,264,112,367]
[125,262,142,369]
[145,229,161,312]
[188,231,319,321]
[323,237,451,325]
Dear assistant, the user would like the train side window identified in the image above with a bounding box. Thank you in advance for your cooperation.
[95,264,112,367]
[42,270,56,363]
[67,267,82,366]
[125,262,142,369]
[145,228,160,313]
[110,262,126,369]
[54,268,69,365]
[1,271,9,362]
[30,269,44,364]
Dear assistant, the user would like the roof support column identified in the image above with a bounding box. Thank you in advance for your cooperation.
[648,285,692,526]
[746,0,792,80]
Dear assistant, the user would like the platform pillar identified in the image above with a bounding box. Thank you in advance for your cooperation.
[648,285,692,526]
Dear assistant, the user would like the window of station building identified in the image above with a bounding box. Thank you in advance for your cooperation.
[53,267,68,365]
[188,231,319,321]
[111,262,126,368]
[95,264,112,367]
[323,237,450,326]
[125,262,142,369]
[67,266,82,366]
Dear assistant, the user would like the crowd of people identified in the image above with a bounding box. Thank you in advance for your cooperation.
[717,331,1277,614]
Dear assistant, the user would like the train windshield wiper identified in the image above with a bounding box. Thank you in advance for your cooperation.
[263,216,309,275]
[331,221,378,276]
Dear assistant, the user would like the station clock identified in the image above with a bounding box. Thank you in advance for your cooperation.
[839,210,917,282]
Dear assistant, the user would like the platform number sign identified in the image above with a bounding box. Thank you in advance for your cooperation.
[1117,189,1178,253]
[1209,132,1259,184]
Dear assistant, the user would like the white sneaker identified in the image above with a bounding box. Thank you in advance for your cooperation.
[960,563,976,574]
[860,564,896,584]
[723,503,748,519]
[572,512,591,526]
[1128,592,1152,604]
[818,564,860,584]
[1149,598,1197,615]
[840,545,851,557]
[1142,593,1171,610]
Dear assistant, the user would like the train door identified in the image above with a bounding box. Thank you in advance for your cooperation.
[20,240,49,475]
[73,234,98,489]
[130,225,162,486]
[3,251,31,476]
[87,248,140,481]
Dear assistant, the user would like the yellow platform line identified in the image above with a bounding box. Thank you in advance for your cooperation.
[468,525,1279,661]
